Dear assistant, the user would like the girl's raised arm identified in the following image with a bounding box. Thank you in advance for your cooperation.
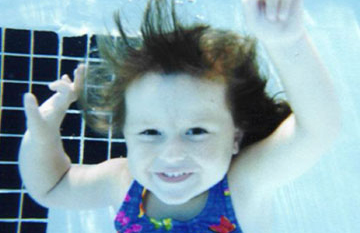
[19,65,130,209]
[232,0,341,192]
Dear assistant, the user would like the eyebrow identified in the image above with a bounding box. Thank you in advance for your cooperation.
[127,117,222,127]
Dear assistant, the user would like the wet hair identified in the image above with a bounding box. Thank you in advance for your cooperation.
[79,0,291,149]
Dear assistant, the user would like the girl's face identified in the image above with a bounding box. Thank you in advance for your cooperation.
[123,72,241,205]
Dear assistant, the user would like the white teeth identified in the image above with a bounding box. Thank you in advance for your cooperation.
[163,172,187,178]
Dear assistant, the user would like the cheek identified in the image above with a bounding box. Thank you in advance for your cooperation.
[126,144,152,172]
[193,140,232,164]
[204,138,234,163]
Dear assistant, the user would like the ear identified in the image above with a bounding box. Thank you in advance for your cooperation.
[232,127,244,155]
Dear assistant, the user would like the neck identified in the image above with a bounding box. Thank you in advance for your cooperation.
[144,191,209,221]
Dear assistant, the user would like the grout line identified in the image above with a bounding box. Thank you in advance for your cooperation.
[0,28,5,131]
[0,106,82,113]
[28,31,34,93]
[79,115,86,164]
[78,35,91,165]
[0,51,101,62]
[57,35,63,80]
[0,133,125,142]
[0,161,19,165]
[1,79,55,85]
[0,79,108,89]
[0,218,48,223]
[16,187,25,233]
[0,189,28,194]
[16,29,36,233]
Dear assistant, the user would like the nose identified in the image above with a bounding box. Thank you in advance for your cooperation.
[157,137,187,163]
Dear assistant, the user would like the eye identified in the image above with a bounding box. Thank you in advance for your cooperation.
[186,127,208,136]
[140,129,161,136]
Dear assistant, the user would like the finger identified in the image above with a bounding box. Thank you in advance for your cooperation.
[265,0,279,21]
[48,80,72,94]
[278,0,292,21]
[257,0,266,14]
[61,74,72,84]
[23,93,44,130]
[74,64,86,93]
[48,83,78,105]
[73,64,85,78]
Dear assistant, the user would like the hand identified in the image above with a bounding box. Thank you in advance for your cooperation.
[24,64,85,139]
[242,0,305,46]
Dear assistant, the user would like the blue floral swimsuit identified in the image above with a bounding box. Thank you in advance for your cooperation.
[114,175,243,233]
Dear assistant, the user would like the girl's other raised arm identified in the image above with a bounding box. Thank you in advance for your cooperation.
[232,0,341,192]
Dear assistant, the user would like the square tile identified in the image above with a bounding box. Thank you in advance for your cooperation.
[34,31,59,55]
[4,29,30,54]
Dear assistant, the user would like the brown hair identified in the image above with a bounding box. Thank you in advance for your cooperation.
[79,0,291,149]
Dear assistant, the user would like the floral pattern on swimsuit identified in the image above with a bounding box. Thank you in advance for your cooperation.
[114,175,243,233]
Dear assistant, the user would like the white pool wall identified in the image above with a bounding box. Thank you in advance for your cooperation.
[1,0,359,232]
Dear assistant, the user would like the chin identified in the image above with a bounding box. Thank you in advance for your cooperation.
[150,176,209,205]
[161,197,191,205]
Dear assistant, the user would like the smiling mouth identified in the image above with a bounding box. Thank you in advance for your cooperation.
[156,172,193,183]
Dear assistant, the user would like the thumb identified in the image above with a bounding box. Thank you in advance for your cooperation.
[23,93,45,133]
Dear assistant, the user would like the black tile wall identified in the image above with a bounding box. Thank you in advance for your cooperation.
[34,31,59,55]
[0,222,17,233]
[0,137,21,161]
[0,164,22,189]
[0,110,26,134]
[0,193,20,218]
[61,113,82,137]
[3,56,30,80]
[60,59,81,77]
[2,82,28,107]
[83,140,108,164]
[63,139,80,164]
[111,142,127,158]
[20,222,47,233]
[4,29,30,54]
[0,26,127,233]
[32,58,58,81]
[62,35,87,57]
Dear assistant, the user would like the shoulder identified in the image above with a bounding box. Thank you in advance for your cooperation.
[227,171,274,233]
[103,158,134,206]
[76,157,135,208]
[227,115,297,195]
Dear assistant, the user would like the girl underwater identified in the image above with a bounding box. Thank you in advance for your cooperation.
[19,0,340,232]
